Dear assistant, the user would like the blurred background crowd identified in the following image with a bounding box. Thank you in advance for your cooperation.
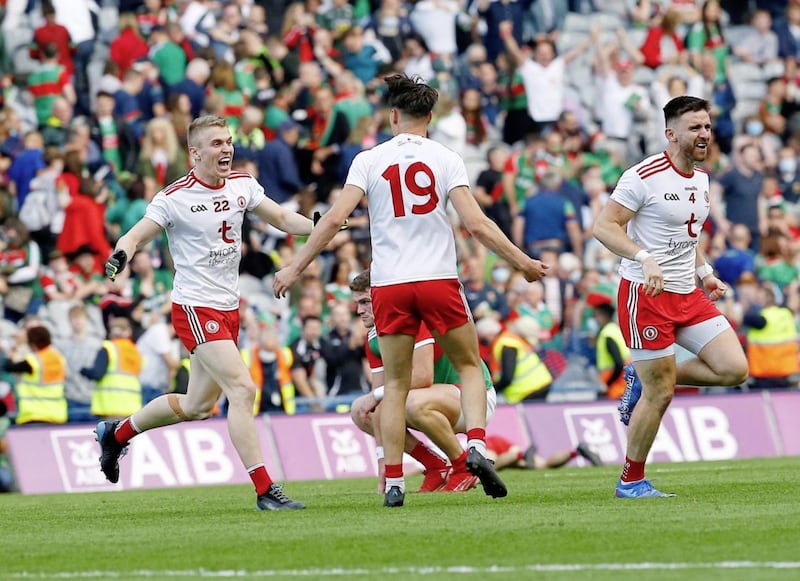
[0,0,798,435]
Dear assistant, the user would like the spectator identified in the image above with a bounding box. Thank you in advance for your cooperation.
[67,245,107,304]
[332,72,373,136]
[259,119,305,204]
[502,132,546,218]
[40,97,74,149]
[640,9,688,69]
[697,51,736,154]
[0,218,42,323]
[461,87,492,148]
[756,225,799,290]
[282,2,317,63]
[366,0,412,62]
[81,316,143,419]
[430,91,467,156]
[712,223,757,287]
[55,304,102,422]
[290,315,326,411]
[149,24,189,88]
[138,118,188,194]
[2,325,66,424]
[320,303,368,400]
[19,146,64,258]
[409,0,459,59]
[513,170,583,259]
[27,43,76,129]
[743,282,800,389]
[166,92,192,148]
[776,0,800,61]
[110,12,150,78]
[777,146,800,202]
[686,0,729,81]
[489,316,553,403]
[133,59,167,123]
[500,21,597,136]
[733,9,779,66]
[476,0,527,64]
[209,60,245,130]
[50,0,97,116]
[137,0,169,40]
[524,0,568,42]
[92,91,139,175]
[7,131,45,212]
[303,86,350,198]
[39,249,79,303]
[474,144,513,239]
[317,0,355,43]
[30,0,74,77]
[462,254,508,321]
[760,76,789,139]
[113,68,148,143]
[711,143,765,246]
[401,32,435,82]
[207,2,242,61]
[341,26,388,86]
[590,301,630,399]
[169,58,211,119]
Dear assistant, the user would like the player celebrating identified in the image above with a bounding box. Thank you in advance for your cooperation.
[348,270,496,494]
[273,73,547,507]
[97,115,312,511]
[592,96,748,498]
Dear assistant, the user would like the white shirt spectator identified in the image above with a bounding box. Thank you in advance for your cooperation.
[430,111,467,157]
[518,57,566,123]
[51,0,98,44]
[596,72,653,141]
[409,0,459,57]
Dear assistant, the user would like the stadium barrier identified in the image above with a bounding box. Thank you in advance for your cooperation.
[5,391,799,494]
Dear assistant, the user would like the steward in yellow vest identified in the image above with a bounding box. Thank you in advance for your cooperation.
[592,302,631,399]
[490,317,553,403]
[82,317,143,418]
[4,326,67,424]
[744,285,799,388]
[240,345,263,414]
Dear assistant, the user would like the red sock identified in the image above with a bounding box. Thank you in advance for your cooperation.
[569,450,578,459]
[451,450,468,472]
[410,443,446,472]
[114,418,139,445]
[248,464,273,496]
[385,464,403,479]
[516,450,525,462]
[621,456,646,483]
[466,428,486,443]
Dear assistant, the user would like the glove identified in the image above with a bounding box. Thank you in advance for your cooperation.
[312,211,349,231]
[105,249,128,281]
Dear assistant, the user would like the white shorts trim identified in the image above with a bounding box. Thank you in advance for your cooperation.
[454,387,497,433]
[630,315,731,362]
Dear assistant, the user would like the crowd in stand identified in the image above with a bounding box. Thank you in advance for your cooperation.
[0,0,799,428]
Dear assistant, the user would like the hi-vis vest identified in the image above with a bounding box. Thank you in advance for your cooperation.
[240,346,264,415]
[16,346,67,424]
[92,339,142,418]
[596,322,631,399]
[491,331,552,403]
[747,306,800,378]
[278,346,295,415]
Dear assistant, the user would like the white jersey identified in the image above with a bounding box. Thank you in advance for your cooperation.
[611,152,710,294]
[145,170,266,310]
[345,133,469,287]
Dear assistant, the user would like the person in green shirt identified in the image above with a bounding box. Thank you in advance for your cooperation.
[348,271,496,494]
[150,25,187,87]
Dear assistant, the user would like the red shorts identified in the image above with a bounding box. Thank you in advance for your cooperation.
[171,303,240,353]
[371,279,471,336]
[617,279,721,350]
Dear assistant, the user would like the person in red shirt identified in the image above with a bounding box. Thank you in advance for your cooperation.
[30,1,74,77]
[109,13,150,78]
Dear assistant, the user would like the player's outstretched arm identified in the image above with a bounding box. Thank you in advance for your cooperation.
[273,185,363,298]
[107,218,163,280]
[252,196,313,236]
[449,185,549,282]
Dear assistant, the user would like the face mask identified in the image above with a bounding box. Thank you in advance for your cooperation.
[746,121,764,136]
[492,267,511,284]
[779,158,797,174]
[568,270,582,284]
[586,317,599,335]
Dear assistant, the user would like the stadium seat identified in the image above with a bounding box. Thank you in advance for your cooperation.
[728,61,764,83]
[733,81,767,101]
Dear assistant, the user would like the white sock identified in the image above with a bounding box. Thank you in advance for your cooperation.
[467,439,487,457]
[385,476,405,493]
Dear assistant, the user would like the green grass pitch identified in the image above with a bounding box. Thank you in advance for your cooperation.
[2,457,799,581]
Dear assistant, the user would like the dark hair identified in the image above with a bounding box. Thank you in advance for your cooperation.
[663,95,710,127]
[27,326,52,350]
[42,43,59,60]
[383,73,438,119]
[349,270,371,292]
[593,302,615,319]
[301,315,323,327]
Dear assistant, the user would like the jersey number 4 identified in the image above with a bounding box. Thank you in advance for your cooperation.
[381,162,439,217]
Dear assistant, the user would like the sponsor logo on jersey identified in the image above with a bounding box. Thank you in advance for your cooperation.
[190,204,208,212]
[664,193,680,201]
[205,320,220,334]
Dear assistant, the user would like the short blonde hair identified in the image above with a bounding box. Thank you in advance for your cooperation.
[187,115,228,148]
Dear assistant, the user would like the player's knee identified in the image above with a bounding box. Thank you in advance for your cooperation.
[181,399,216,420]
[723,359,749,386]
[350,396,372,432]
[404,395,431,423]
[226,382,257,411]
